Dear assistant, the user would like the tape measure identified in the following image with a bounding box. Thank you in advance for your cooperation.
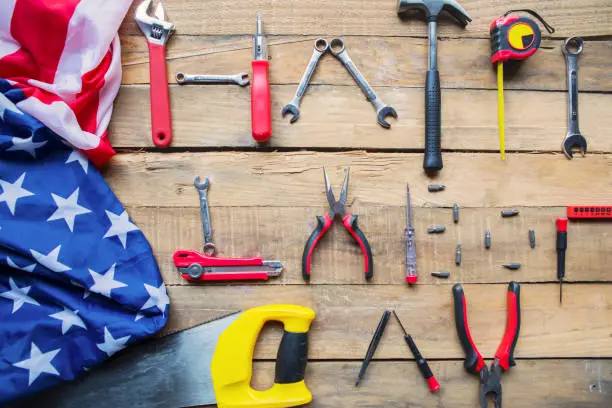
[489,10,554,160]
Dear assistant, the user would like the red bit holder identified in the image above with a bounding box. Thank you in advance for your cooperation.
[567,206,612,220]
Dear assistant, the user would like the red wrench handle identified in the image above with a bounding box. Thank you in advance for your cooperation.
[251,60,271,142]
[148,42,172,148]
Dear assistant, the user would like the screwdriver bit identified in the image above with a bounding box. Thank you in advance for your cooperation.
[428,226,446,234]
[428,184,445,192]
[485,229,491,249]
[529,229,536,248]
[501,209,520,217]
[431,271,450,278]
[455,244,461,266]
[453,203,459,224]
[503,263,521,270]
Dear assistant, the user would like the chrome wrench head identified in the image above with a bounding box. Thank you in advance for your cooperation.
[193,176,216,255]
[330,38,398,129]
[175,72,250,86]
[135,0,174,45]
[561,37,587,159]
[282,39,330,123]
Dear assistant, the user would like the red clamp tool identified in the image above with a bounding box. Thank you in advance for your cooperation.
[135,0,174,148]
[173,177,283,281]
[302,168,373,281]
[251,13,271,142]
[453,282,521,408]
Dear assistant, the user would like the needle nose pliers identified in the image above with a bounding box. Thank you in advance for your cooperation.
[302,167,373,281]
[452,282,521,408]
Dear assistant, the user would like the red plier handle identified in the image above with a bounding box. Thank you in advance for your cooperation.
[452,282,521,374]
[301,214,373,281]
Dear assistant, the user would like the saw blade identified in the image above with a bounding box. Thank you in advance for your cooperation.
[10,312,242,408]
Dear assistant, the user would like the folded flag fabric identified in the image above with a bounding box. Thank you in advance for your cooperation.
[0,0,169,404]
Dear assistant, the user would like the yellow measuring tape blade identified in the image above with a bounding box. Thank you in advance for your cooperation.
[497,62,505,161]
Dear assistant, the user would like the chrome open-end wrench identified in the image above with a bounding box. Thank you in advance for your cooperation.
[135,0,174,148]
[562,37,587,159]
[330,38,397,129]
[176,72,250,86]
[281,39,330,123]
[194,176,216,255]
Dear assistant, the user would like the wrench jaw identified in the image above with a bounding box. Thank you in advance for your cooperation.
[377,106,398,129]
[236,73,251,87]
[281,104,301,124]
[135,0,174,45]
[562,134,587,159]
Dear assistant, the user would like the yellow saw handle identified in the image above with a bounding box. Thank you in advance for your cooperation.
[211,304,315,408]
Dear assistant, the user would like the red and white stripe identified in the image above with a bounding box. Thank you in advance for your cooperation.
[0,0,133,167]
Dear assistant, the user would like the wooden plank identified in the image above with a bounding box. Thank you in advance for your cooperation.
[132,206,612,285]
[163,284,612,359]
[120,0,612,38]
[110,85,612,151]
[103,152,612,208]
[248,361,612,407]
[120,35,612,91]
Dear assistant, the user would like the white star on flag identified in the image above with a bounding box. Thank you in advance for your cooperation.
[65,150,89,173]
[31,245,71,273]
[0,277,40,313]
[12,342,61,385]
[96,327,130,357]
[88,264,127,298]
[7,256,36,273]
[0,173,34,215]
[50,307,87,334]
[47,188,91,232]
[141,283,169,314]
[7,135,47,158]
[103,210,139,248]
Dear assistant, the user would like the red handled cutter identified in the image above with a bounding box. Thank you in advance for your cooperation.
[302,168,373,281]
[453,282,521,408]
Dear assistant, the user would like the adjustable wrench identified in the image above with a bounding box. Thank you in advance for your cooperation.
[561,37,587,159]
[282,39,330,123]
[135,0,174,148]
[330,38,398,129]
[194,176,216,255]
[176,72,250,86]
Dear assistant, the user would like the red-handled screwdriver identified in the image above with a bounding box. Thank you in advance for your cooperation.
[393,311,440,392]
[251,13,271,142]
[556,218,568,304]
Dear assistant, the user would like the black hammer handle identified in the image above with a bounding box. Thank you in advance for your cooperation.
[424,69,442,173]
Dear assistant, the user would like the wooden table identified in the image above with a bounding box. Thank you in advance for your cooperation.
[112,1,612,406]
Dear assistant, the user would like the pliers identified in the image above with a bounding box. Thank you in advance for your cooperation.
[302,168,373,281]
[452,282,521,408]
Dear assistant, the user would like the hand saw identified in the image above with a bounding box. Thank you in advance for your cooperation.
[174,176,284,282]
[11,305,315,408]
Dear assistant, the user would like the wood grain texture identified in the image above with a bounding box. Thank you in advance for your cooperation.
[103,152,612,208]
[247,361,612,407]
[132,206,612,286]
[120,35,612,91]
[110,85,612,151]
[120,0,612,38]
[163,284,612,359]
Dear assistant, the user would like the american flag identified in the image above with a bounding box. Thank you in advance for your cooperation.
[0,0,168,403]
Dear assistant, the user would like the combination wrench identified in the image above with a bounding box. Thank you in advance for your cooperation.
[561,37,587,159]
[193,176,216,255]
[330,38,397,129]
[282,39,330,123]
[176,72,250,86]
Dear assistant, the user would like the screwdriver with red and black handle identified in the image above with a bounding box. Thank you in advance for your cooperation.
[556,218,568,304]
[251,13,272,143]
[393,311,440,392]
